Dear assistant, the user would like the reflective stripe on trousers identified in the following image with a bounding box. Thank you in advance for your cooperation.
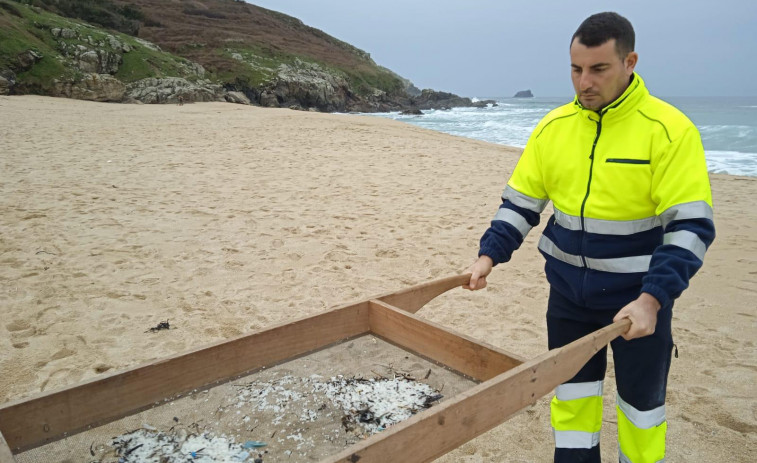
[551,381,603,449]
[617,394,667,462]
[551,386,668,462]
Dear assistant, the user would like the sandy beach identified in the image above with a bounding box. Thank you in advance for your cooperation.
[1,95,755,461]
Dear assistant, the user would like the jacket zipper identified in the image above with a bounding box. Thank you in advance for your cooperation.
[578,112,603,302]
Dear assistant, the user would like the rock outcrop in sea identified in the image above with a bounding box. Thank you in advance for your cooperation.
[513,89,534,98]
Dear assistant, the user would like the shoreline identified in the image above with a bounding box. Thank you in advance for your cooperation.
[357,98,757,179]
[1,96,755,461]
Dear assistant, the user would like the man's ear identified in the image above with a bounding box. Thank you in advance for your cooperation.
[625,51,639,74]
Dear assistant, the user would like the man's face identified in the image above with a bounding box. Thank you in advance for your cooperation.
[570,38,637,111]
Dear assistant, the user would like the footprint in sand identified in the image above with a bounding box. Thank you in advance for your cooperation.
[39,368,83,391]
[105,290,130,299]
[510,326,541,341]
[50,347,76,361]
[375,249,399,258]
[6,319,31,332]
[687,385,710,396]
[6,319,36,340]
[520,286,545,299]
[715,412,757,434]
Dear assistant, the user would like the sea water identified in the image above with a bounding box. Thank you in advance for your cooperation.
[369,96,757,177]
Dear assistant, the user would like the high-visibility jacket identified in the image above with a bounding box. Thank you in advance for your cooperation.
[480,73,715,310]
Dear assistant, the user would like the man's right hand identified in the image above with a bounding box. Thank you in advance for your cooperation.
[463,255,494,290]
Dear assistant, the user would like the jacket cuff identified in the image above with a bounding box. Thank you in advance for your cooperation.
[478,247,505,267]
[640,283,671,310]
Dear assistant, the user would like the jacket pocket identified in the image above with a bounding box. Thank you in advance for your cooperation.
[606,158,650,165]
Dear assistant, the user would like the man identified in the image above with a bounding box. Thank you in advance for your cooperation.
[465,12,715,463]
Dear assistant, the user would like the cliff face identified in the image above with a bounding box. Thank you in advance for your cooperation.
[0,0,485,111]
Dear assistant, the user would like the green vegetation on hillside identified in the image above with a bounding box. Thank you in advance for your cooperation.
[215,43,402,98]
[13,0,153,35]
[0,1,204,93]
[116,47,194,82]
[1,0,414,108]
[345,67,403,97]
[213,45,280,88]
[1,1,75,91]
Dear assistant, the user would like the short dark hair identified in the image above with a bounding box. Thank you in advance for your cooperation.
[572,12,635,58]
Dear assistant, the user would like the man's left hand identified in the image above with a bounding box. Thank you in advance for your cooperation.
[613,293,661,340]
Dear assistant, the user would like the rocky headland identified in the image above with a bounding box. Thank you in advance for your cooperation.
[0,0,493,112]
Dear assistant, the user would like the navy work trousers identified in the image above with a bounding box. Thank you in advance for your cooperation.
[547,287,674,463]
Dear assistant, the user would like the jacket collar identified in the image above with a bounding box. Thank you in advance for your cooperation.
[573,72,648,121]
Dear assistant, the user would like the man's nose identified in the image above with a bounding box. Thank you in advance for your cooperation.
[579,73,593,92]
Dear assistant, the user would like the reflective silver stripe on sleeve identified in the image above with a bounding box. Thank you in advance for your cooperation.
[554,208,661,235]
[493,208,533,238]
[540,236,652,273]
[617,394,666,429]
[619,450,665,463]
[555,381,604,401]
[538,236,584,267]
[660,200,713,228]
[586,255,652,273]
[663,230,707,261]
[503,185,549,213]
[554,430,601,449]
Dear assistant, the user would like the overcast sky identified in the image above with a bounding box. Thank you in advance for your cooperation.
[248,0,757,98]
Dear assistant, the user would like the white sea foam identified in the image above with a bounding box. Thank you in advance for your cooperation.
[705,150,757,177]
[699,125,755,137]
